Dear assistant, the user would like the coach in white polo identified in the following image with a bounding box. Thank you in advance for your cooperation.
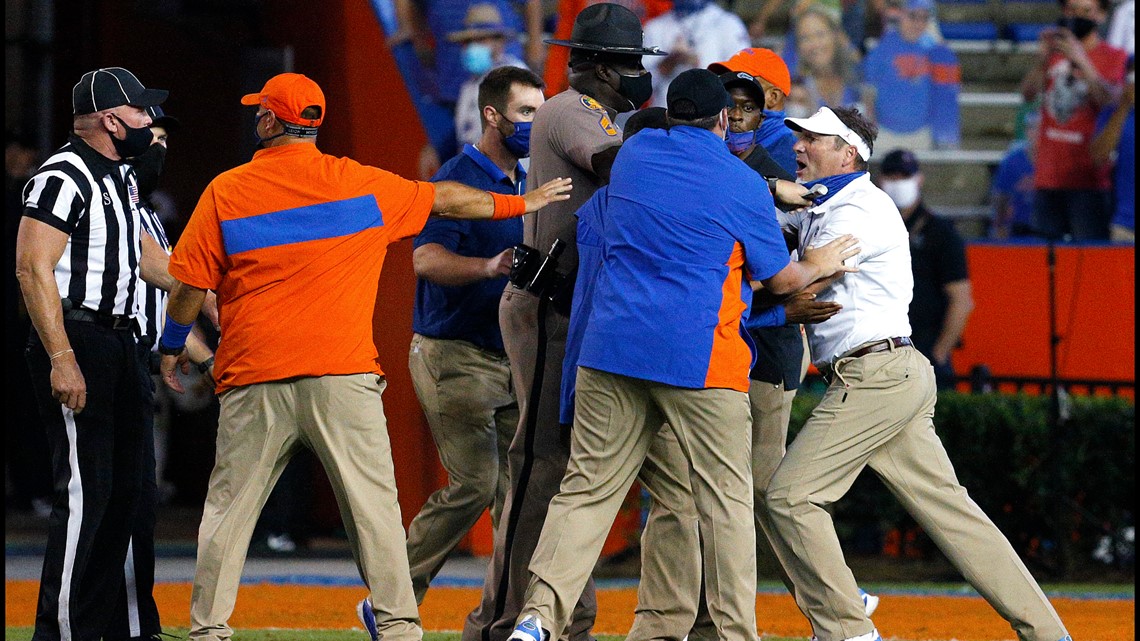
[762,106,1072,641]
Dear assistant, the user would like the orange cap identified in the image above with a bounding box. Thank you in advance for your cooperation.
[708,48,791,97]
[240,73,326,127]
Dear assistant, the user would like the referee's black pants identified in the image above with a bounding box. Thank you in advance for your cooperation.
[104,342,162,640]
[27,319,148,641]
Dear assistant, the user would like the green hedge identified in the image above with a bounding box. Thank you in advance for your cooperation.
[787,391,1136,575]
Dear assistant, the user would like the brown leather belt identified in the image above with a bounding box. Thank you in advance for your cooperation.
[821,336,913,382]
[842,336,913,360]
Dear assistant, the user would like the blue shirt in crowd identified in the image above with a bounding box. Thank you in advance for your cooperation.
[424,0,526,103]
[414,144,524,351]
[1096,105,1135,232]
[991,141,1037,236]
[862,30,961,146]
[577,126,790,393]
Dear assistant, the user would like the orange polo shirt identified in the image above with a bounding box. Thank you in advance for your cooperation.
[169,143,436,392]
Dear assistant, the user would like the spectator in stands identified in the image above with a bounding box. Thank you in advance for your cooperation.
[862,0,961,151]
[879,149,973,390]
[991,113,1041,239]
[1021,0,1127,241]
[393,0,530,178]
[641,0,751,107]
[787,6,865,114]
[1092,55,1135,243]
[451,4,530,148]
[1106,0,1134,56]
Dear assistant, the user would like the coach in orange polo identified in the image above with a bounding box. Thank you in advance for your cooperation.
[156,73,571,641]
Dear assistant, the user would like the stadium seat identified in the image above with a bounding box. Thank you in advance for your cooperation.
[941,21,1001,40]
[1006,23,1052,42]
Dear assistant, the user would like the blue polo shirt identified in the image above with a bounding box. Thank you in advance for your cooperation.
[577,126,790,392]
[414,144,524,351]
[561,187,608,424]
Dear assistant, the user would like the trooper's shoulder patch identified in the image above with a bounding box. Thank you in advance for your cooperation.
[580,95,606,112]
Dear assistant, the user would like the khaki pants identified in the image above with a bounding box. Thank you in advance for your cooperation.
[406,334,517,603]
[765,346,1069,641]
[464,287,598,641]
[632,331,810,641]
[188,375,421,641]
[521,367,757,641]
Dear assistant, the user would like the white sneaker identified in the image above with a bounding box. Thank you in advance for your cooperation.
[509,615,547,641]
[859,588,880,617]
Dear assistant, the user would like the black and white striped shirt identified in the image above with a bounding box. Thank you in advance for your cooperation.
[22,134,143,318]
[135,202,170,344]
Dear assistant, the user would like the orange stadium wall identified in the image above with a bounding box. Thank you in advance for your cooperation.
[954,244,1135,390]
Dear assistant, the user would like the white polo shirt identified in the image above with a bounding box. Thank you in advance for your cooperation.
[779,173,914,367]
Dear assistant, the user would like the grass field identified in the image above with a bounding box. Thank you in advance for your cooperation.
[6,580,1135,641]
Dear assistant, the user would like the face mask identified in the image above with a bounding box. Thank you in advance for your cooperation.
[672,0,710,17]
[130,143,167,197]
[253,111,285,147]
[614,69,654,110]
[725,129,758,153]
[1056,16,1098,40]
[498,114,532,158]
[463,43,495,76]
[111,115,155,159]
[882,175,921,210]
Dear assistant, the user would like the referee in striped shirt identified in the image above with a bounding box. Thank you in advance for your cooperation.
[15,67,179,641]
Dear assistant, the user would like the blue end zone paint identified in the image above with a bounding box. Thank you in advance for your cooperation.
[220,195,383,255]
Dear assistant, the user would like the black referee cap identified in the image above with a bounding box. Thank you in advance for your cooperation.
[146,105,181,133]
[73,67,168,115]
[666,69,731,121]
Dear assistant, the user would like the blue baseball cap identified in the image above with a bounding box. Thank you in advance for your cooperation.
[905,0,935,12]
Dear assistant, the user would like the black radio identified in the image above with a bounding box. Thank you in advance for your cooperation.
[509,239,567,299]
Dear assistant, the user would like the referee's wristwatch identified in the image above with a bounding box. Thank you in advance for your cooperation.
[157,343,185,357]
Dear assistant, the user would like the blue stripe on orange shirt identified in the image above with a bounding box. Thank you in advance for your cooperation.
[220,195,383,255]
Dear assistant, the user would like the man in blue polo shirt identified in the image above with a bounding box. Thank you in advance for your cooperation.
[861,0,960,150]
[507,69,858,641]
[404,66,545,604]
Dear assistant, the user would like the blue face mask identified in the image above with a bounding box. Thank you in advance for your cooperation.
[463,43,495,76]
[500,115,532,158]
[725,129,758,154]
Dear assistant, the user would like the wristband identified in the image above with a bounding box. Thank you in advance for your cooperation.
[490,192,527,220]
[159,313,194,354]
[765,175,779,195]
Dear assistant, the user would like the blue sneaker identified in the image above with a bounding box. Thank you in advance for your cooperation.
[859,588,880,617]
[508,615,547,641]
[356,597,378,641]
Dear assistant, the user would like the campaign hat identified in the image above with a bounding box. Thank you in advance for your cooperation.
[545,3,666,56]
[73,67,168,115]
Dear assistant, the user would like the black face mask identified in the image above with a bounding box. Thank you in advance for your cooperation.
[130,143,167,197]
[1057,16,1099,40]
[614,69,654,111]
[111,115,155,159]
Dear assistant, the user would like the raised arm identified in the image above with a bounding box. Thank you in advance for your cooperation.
[431,177,572,219]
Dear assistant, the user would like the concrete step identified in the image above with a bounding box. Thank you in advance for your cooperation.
[960,92,1022,139]
[956,44,1040,84]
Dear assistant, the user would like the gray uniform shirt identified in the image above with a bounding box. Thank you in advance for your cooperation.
[525,88,623,277]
